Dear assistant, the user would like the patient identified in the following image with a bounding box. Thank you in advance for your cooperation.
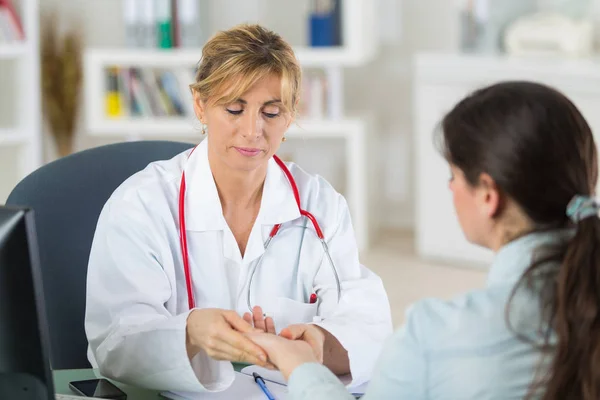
[248,81,600,399]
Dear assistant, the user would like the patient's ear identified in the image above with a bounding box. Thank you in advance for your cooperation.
[476,173,501,218]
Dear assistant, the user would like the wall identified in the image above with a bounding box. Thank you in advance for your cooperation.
[38,0,463,235]
[345,0,460,230]
[39,0,125,162]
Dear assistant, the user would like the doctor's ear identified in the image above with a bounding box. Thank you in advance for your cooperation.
[192,91,206,123]
[285,114,295,130]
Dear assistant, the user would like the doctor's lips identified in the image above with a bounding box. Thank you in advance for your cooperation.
[234,147,263,157]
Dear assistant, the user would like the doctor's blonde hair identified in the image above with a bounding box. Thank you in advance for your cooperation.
[190,24,302,117]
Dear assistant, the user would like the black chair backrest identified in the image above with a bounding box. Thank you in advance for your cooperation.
[6,140,195,369]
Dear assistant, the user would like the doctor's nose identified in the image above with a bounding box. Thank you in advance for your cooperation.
[240,113,263,139]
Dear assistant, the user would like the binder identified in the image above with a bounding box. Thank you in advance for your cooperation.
[105,67,122,118]
[155,0,173,49]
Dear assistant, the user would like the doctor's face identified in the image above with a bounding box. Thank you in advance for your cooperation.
[194,74,293,173]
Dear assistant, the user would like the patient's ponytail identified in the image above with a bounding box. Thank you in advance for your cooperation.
[539,205,600,399]
[439,80,600,399]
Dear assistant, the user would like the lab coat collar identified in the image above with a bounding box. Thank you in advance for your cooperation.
[257,156,302,226]
[240,156,301,265]
[183,139,227,232]
[182,139,301,254]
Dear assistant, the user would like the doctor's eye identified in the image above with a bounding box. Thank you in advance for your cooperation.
[226,108,243,115]
[262,105,281,119]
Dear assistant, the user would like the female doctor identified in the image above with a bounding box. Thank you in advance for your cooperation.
[84,23,392,393]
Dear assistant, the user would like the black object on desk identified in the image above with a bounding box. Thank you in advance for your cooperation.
[69,378,127,399]
[0,206,55,399]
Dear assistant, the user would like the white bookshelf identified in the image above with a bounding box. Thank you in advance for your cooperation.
[0,0,42,204]
[82,45,376,69]
[0,131,32,145]
[85,114,365,138]
[82,0,377,251]
[0,43,27,58]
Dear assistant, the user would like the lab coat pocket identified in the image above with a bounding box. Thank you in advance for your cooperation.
[274,297,318,334]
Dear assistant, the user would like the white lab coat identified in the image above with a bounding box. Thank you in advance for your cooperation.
[85,138,393,393]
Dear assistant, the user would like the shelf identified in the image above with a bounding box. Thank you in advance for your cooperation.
[0,130,30,146]
[85,45,372,69]
[414,52,600,94]
[293,46,371,67]
[0,43,27,59]
[87,117,198,136]
[86,117,366,139]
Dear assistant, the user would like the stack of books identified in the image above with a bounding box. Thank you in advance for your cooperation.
[103,67,335,121]
[104,66,195,119]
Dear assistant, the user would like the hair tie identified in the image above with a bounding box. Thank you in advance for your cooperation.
[566,195,599,223]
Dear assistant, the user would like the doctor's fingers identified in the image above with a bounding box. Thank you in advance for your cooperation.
[243,312,253,326]
[252,306,266,331]
[209,334,269,366]
[204,337,265,365]
[209,349,277,370]
[243,309,276,334]
[243,313,276,334]
[265,317,276,334]
[207,338,269,367]
[223,310,261,334]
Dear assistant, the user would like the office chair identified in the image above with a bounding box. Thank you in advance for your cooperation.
[5,140,195,370]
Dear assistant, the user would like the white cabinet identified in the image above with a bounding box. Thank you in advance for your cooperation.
[413,52,600,266]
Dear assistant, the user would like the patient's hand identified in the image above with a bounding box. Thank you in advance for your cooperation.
[279,324,325,364]
[246,332,318,380]
[243,306,276,333]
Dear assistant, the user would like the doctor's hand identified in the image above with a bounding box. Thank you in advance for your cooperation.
[246,332,318,380]
[186,308,272,368]
[243,306,276,334]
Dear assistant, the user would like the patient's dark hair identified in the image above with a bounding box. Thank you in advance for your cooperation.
[438,81,600,399]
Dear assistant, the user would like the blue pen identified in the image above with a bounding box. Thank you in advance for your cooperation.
[253,372,276,400]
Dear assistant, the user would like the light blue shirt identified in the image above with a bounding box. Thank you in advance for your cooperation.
[287,231,568,399]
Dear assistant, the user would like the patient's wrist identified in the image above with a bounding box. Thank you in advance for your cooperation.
[280,353,319,380]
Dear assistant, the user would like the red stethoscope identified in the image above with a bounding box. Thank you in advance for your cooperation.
[178,148,341,311]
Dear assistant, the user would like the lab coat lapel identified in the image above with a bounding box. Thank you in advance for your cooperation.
[182,139,227,232]
[242,157,301,265]
[184,140,241,262]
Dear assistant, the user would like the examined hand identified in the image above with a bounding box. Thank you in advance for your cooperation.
[243,306,276,334]
[246,332,318,380]
[280,324,325,364]
[186,308,273,368]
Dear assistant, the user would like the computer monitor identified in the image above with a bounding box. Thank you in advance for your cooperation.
[0,206,55,400]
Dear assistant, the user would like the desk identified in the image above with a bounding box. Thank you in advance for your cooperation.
[53,364,246,399]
